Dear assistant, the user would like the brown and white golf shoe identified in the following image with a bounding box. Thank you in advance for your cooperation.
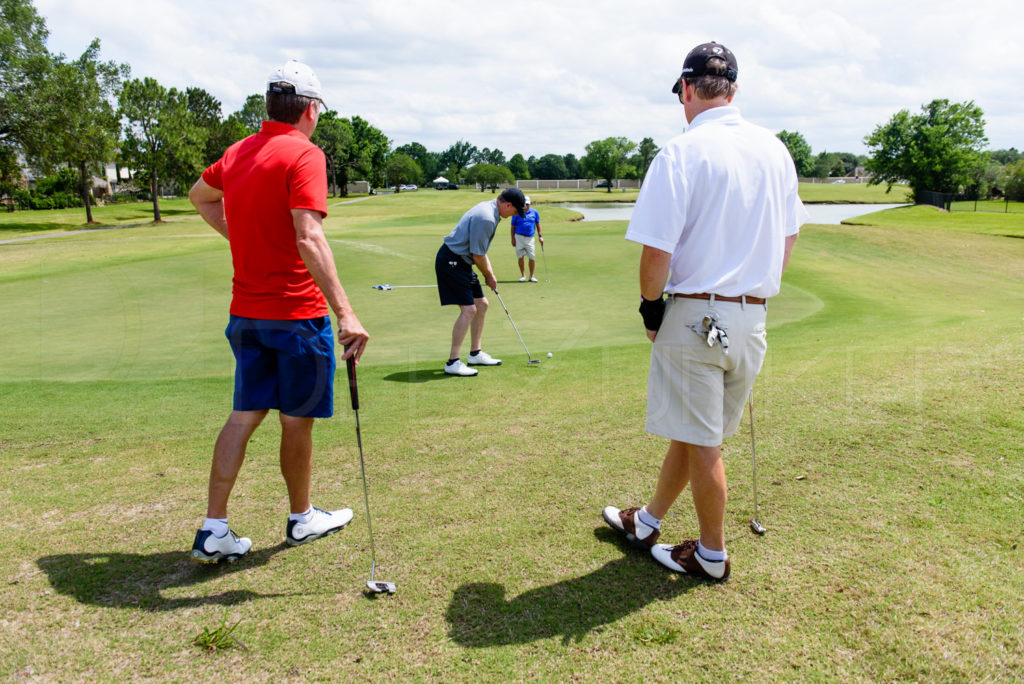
[602,505,660,548]
[651,539,730,581]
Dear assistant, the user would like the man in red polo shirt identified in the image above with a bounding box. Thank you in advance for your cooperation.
[188,59,369,562]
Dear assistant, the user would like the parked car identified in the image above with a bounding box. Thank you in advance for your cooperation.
[435,182,459,190]
[401,184,418,191]
[595,180,610,188]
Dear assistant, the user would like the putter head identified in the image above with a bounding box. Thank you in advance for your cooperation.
[366,580,396,594]
[527,359,540,365]
[750,519,766,535]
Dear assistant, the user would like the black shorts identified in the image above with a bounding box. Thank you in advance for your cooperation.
[435,244,484,306]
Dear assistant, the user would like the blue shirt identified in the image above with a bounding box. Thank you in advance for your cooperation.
[442,200,502,264]
[511,208,540,237]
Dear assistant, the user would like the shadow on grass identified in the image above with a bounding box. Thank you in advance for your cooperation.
[37,542,293,611]
[382,368,451,383]
[445,528,696,646]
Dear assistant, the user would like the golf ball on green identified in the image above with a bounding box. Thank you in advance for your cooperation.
[547,352,553,358]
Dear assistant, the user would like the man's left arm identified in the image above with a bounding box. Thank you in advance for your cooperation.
[639,244,671,342]
[782,233,798,274]
[535,213,543,244]
[292,209,369,362]
[189,178,229,240]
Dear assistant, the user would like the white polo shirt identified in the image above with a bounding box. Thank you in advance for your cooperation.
[625,106,807,299]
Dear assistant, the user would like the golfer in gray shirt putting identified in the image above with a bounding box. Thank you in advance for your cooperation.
[434,187,527,376]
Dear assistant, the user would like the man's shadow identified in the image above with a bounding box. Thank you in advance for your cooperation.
[382,368,451,383]
[445,528,697,646]
[36,543,292,611]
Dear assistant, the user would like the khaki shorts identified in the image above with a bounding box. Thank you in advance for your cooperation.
[646,296,768,446]
[514,234,535,259]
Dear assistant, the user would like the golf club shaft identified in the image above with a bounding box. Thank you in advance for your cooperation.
[748,392,761,526]
[346,356,378,575]
[493,291,534,361]
[540,241,549,281]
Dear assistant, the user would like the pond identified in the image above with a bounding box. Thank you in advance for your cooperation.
[554,202,910,225]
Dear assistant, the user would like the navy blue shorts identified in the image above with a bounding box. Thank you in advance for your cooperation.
[225,315,335,418]
[435,244,483,306]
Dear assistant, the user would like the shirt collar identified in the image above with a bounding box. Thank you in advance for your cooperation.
[687,105,741,131]
[260,120,304,137]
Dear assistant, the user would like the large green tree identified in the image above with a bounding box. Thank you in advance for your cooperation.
[532,153,567,179]
[776,130,813,177]
[311,110,355,197]
[0,0,51,203]
[227,93,266,136]
[119,77,206,221]
[466,163,513,192]
[29,39,127,223]
[636,137,659,182]
[386,152,422,190]
[864,99,988,200]
[582,136,636,191]
[442,139,477,180]
[507,153,529,180]
[394,141,441,183]
[349,115,389,187]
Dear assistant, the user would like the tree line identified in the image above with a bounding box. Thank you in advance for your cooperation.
[776,99,1022,203]
[3,0,1020,226]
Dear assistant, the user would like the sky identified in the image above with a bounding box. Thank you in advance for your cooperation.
[34,0,1024,160]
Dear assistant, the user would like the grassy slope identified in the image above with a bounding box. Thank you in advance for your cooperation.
[0,193,1022,681]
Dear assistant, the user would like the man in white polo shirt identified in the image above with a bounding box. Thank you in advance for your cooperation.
[603,41,806,581]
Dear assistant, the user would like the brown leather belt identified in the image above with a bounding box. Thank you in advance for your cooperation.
[672,292,766,305]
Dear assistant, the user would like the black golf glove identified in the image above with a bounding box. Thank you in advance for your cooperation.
[639,295,666,332]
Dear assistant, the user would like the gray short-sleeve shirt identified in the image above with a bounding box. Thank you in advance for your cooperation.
[442,200,501,264]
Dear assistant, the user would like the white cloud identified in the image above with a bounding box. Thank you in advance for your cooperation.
[34,0,1024,157]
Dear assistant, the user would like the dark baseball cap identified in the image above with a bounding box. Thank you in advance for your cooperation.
[499,187,527,217]
[672,41,738,93]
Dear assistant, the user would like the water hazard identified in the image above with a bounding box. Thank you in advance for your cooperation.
[556,202,910,225]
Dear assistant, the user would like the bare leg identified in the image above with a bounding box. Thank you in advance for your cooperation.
[518,256,526,277]
[207,410,269,518]
[279,413,315,514]
[528,258,536,278]
[449,303,478,360]
[469,296,488,351]
[646,440,727,551]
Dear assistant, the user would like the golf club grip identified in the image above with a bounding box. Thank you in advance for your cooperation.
[345,354,359,411]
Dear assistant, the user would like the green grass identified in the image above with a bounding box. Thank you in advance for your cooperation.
[1,191,1023,681]
[0,198,198,240]
[798,181,912,204]
[844,203,1024,238]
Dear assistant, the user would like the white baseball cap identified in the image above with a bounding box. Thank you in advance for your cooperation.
[524,195,531,204]
[267,59,324,106]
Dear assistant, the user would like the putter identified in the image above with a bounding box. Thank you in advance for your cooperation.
[345,354,396,594]
[748,392,766,535]
[539,240,550,282]
[493,290,540,364]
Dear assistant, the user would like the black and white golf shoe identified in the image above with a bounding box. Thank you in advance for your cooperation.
[286,506,354,546]
[190,528,252,563]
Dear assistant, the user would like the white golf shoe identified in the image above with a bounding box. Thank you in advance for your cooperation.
[467,350,502,366]
[190,528,252,563]
[519,276,527,282]
[286,506,353,546]
[444,359,478,376]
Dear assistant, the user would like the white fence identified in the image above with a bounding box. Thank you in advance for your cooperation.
[517,178,641,190]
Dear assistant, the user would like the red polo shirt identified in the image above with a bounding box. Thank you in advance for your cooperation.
[203,120,329,319]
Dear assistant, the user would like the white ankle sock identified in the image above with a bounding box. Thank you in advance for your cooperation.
[637,506,661,530]
[289,506,313,523]
[697,540,727,562]
[202,517,228,537]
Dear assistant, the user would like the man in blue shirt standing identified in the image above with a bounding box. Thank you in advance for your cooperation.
[510,195,543,282]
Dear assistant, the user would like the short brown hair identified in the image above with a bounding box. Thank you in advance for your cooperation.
[688,57,738,100]
[266,86,314,124]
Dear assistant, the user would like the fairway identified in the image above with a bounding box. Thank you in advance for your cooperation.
[1,191,1022,681]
